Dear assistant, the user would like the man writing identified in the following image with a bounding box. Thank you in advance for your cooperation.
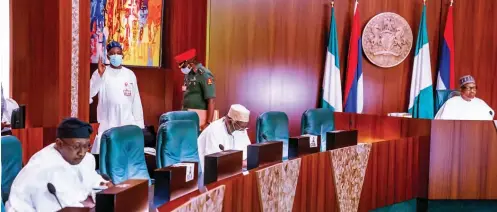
[175,49,216,131]
[6,118,113,211]
[435,75,494,120]
[89,41,144,155]
[197,104,251,171]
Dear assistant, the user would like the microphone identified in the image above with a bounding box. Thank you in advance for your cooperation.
[101,174,111,182]
[262,134,268,141]
[490,111,494,116]
[47,183,63,209]
[219,144,225,151]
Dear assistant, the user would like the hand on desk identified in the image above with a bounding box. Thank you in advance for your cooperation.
[1,122,10,129]
[100,181,114,188]
[81,196,96,208]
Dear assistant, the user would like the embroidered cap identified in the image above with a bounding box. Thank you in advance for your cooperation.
[227,104,250,122]
[459,75,476,87]
[56,118,93,139]
[106,41,122,52]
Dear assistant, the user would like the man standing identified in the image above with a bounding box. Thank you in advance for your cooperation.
[6,118,113,211]
[197,104,251,171]
[89,41,144,154]
[174,49,216,131]
[435,75,494,120]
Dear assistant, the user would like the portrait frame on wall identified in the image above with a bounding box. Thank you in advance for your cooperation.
[90,0,165,68]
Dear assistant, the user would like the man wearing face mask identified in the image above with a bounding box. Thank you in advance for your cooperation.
[89,41,144,155]
[174,49,216,131]
[197,104,251,172]
[435,75,494,120]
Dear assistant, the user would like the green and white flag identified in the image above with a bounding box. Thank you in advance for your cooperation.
[408,5,434,119]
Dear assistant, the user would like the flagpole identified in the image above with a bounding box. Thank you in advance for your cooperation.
[424,0,426,5]
[450,0,453,6]
[330,0,334,8]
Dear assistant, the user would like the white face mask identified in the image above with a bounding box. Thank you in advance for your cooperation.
[181,67,191,75]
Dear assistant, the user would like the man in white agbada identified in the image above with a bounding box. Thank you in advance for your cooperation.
[435,75,494,120]
[6,118,113,212]
[197,104,251,171]
[90,41,144,154]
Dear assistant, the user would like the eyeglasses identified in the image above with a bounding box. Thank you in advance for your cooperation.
[462,86,477,91]
[232,121,249,131]
[60,139,92,152]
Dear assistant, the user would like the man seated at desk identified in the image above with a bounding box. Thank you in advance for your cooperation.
[197,104,251,171]
[6,118,113,211]
[435,75,494,120]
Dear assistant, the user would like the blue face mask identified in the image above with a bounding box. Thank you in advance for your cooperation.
[109,55,123,67]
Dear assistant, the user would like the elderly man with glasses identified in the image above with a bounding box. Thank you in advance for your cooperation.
[197,104,251,172]
[435,75,494,120]
[6,118,113,211]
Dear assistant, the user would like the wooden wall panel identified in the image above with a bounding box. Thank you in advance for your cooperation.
[207,0,442,141]
[334,112,432,142]
[429,120,497,199]
[359,136,430,211]
[78,0,90,122]
[11,0,68,127]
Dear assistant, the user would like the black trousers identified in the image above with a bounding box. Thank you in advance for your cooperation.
[93,154,99,170]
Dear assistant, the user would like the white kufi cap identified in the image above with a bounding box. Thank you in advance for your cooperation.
[227,104,250,122]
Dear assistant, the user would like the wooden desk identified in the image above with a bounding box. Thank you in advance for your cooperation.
[334,112,431,142]
[429,120,497,199]
[158,136,430,212]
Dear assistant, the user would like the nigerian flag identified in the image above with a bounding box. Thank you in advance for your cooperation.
[408,4,434,119]
[321,7,342,112]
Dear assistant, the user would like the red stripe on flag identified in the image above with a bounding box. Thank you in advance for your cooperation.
[344,5,360,103]
[444,6,455,89]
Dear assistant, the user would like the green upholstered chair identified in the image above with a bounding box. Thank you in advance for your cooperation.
[156,120,199,169]
[99,125,150,184]
[256,111,289,159]
[300,108,335,152]
[159,111,199,135]
[1,136,22,202]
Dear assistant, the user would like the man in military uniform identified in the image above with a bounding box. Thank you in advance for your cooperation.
[174,49,216,130]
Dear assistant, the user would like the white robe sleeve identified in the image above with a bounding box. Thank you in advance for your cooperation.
[89,70,104,104]
[82,153,106,188]
[5,186,36,212]
[197,129,221,172]
[434,100,456,120]
[131,74,144,128]
[234,131,251,160]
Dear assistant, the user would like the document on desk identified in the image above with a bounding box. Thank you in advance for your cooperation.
[173,163,195,182]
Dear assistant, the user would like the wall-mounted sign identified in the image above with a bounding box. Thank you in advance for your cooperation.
[362,12,413,68]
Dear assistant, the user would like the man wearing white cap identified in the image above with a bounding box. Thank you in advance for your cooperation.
[435,75,494,120]
[197,104,251,171]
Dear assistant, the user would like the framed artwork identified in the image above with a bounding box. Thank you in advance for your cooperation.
[90,0,163,67]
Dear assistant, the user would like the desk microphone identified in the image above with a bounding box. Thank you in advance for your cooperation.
[490,111,494,116]
[101,174,111,182]
[262,134,268,141]
[219,144,225,151]
[47,183,63,209]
